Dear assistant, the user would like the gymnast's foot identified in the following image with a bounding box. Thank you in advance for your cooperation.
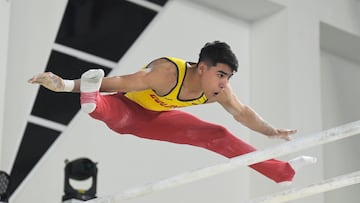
[80,69,104,113]
[280,155,317,186]
[289,155,317,171]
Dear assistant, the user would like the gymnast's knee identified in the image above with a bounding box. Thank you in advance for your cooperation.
[212,125,233,138]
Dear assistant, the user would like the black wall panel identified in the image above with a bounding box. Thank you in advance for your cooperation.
[56,0,157,61]
[9,123,61,195]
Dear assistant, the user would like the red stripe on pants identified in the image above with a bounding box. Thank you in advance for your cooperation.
[85,93,295,183]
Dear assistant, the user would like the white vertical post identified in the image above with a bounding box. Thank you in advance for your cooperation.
[0,0,11,169]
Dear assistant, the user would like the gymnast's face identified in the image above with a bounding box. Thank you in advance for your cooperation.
[198,62,233,99]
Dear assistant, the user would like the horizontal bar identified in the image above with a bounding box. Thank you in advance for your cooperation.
[247,170,360,203]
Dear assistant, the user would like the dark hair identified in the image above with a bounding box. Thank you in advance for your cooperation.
[198,41,238,72]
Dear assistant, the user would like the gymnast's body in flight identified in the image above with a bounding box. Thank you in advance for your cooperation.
[29,41,316,184]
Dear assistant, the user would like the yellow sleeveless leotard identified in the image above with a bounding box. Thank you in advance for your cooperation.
[124,57,207,111]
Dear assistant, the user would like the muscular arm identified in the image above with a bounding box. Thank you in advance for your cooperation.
[98,59,177,94]
[216,86,296,140]
[28,58,177,94]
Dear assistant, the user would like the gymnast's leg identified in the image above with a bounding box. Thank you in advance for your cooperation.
[82,92,294,183]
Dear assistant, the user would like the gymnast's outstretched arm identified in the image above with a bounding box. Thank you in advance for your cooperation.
[27,71,152,93]
[213,85,297,141]
[28,58,178,94]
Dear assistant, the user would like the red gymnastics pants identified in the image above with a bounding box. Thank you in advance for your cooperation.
[82,92,295,183]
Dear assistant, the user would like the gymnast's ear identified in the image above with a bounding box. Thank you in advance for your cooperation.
[197,62,206,74]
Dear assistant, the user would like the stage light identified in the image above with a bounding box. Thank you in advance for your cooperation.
[62,158,97,202]
[0,171,10,203]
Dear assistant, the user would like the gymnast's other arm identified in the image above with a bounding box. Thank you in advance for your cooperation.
[214,85,297,141]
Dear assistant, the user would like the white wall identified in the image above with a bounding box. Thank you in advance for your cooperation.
[318,0,360,36]
[321,53,360,127]
[318,1,360,202]
[0,0,11,169]
[321,51,360,203]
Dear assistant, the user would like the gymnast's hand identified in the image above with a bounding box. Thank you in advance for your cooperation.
[28,72,66,92]
[268,128,297,141]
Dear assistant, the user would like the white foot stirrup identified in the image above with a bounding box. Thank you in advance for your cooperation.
[279,156,317,186]
[289,155,317,171]
[80,69,105,113]
[80,69,105,93]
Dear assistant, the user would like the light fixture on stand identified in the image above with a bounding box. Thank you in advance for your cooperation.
[62,158,97,203]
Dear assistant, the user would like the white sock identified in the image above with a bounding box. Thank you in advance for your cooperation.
[279,156,317,186]
[80,69,104,113]
[289,155,317,171]
[81,103,97,114]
